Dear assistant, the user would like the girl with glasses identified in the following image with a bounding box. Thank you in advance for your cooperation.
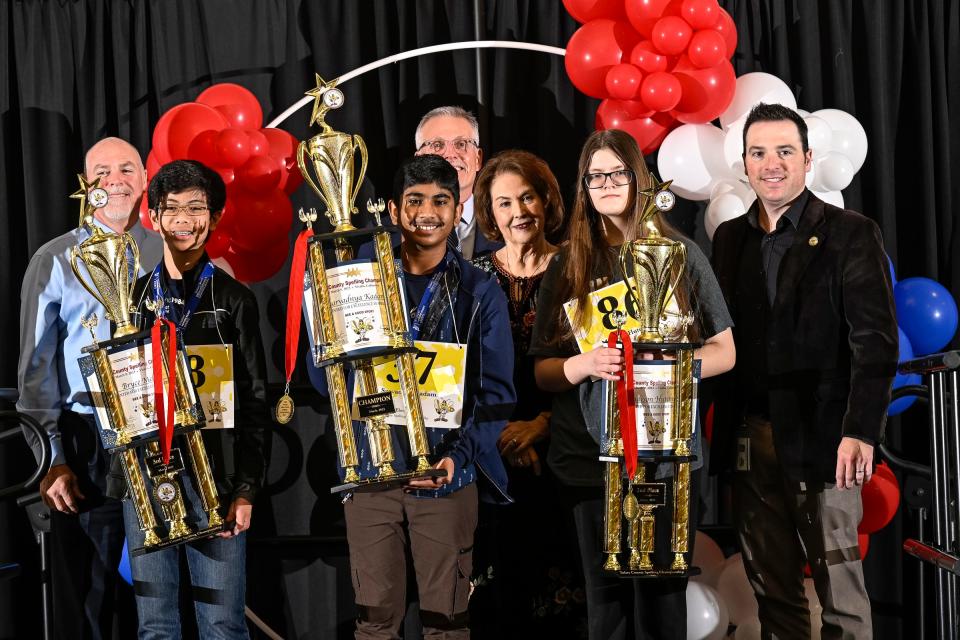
[529,129,735,640]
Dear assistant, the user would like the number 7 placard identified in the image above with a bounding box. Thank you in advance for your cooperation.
[355,341,467,429]
[563,280,680,353]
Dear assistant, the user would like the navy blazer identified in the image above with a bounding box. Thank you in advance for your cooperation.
[710,193,898,482]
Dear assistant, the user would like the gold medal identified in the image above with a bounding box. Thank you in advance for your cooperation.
[276,391,295,424]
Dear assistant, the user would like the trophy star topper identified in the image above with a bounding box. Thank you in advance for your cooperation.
[305,73,344,132]
[71,174,109,230]
[637,178,675,237]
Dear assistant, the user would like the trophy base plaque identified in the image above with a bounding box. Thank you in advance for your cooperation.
[130,523,227,558]
[331,469,447,495]
[616,566,702,579]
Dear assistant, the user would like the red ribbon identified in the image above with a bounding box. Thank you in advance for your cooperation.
[608,329,636,478]
[284,228,314,386]
[151,318,177,465]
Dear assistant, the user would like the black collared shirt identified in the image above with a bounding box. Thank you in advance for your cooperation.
[746,190,809,305]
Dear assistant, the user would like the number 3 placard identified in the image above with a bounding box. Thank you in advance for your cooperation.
[358,341,467,429]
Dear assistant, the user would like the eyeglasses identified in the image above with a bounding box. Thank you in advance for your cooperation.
[417,137,479,155]
[583,169,635,189]
[160,204,210,217]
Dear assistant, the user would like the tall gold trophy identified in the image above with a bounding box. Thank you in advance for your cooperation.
[600,180,699,577]
[70,176,225,555]
[297,75,443,493]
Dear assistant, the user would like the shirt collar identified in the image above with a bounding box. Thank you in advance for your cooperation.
[746,189,809,231]
[459,195,474,226]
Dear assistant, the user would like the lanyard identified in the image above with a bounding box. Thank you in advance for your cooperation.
[151,260,216,330]
[409,259,448,341]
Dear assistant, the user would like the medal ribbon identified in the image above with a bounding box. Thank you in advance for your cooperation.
[608,329,636,477]
[283,228,315,393]
[409,258,449,341]
[151,318,178,465]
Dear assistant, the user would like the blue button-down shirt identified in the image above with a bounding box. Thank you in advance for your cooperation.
[17,219,163,466]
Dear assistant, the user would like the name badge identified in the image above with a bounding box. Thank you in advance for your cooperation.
[356,341,467,430]
[185,344,235,429]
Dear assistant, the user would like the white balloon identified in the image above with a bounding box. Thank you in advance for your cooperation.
[811,188,844,209]
[733,616,762,640]
[720,73,798,130]
[813,153,855,191]
[685,582,730,640]
[722,117,746,175]
[705,193,747,240]
[811,108,868,172]
[692,531,726,588]
[716,553,758,625]
[658,124,730,201]
[795,108,810,117]
[804,115,833,154]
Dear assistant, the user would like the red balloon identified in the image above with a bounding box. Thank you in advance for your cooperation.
[196,83,263,131]
[562,0,626,23]
[151,103,192,164]
[246,130,270,157]
[225,239,289,283]
[146,150,162,179]
[680,0,720,29]
[166,103,230,161]
[687,29,728,68]
[651,16,693,55]
[616,111,678,155]
[237,155,282,193]
[229,188,293,251]
[605,64,644,100]
[186,129,223,168]
[859,462,900,534]
[712,8,738,61]
[670,56,736,123]
[595,98,653,130]
[640,71,682,112]
[205,226,232,259]
[625,0,680,37]
[565,19,642,99]
[215,129,252,168]
[139,205,155,232]
[630,40,672,74]
[261,128,303,194]
[217,166,236,188]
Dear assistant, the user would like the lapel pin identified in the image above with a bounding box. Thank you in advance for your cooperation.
[808,236,819,247]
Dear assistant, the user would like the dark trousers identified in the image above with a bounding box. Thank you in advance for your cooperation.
[344,483,478,640]
[50,411,129,640]
[733,416,871,640]
[568,466,700,640]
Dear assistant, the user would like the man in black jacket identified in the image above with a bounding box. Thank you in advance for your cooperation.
[118,160,269,638]
[711,103,897,639]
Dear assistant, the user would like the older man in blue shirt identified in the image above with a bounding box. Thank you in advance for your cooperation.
[17,137,162,640]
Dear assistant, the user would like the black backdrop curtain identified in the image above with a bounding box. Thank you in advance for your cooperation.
[1,1,957,638]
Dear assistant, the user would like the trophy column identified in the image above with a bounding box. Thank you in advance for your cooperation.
[671,348,695,570]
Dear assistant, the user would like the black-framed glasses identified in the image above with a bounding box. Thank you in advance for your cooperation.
[583,169,635,189]
[160,204,210,217]
[417,137,479,154]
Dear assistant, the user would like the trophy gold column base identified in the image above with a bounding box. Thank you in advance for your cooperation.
[129,523,228,558]
[330,468,447,495]
[143,529,162,548]
[603,554,621,572]
[671,553,688,571]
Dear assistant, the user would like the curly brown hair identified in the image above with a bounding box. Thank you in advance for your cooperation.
[473,149,564,243]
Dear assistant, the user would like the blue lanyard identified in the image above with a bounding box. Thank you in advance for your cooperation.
[151,260,216,330]
[408,259,448,341]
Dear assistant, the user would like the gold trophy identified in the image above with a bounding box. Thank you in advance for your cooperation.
[599,180,697,577]
[297,75,441,492]
[70,175,224,554]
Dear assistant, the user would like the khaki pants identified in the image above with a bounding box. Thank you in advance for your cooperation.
[344,483,478,640]
[733,416,872,640]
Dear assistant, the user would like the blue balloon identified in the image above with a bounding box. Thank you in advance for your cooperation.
[889,327,920,416]
[118,540,132,586]
[894,277,959,356]
[886,254,897,287]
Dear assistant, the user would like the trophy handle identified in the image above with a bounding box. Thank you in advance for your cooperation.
[70,246,110,312]
[662,242,687,310]
[123,234,140,307]
[350,135,368,213]
[296,141,328,209]
[618,244,640,316]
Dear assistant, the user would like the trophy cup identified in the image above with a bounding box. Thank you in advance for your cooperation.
[70,175,226,554]
[599,180,699,577]
[296,75,443,493]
